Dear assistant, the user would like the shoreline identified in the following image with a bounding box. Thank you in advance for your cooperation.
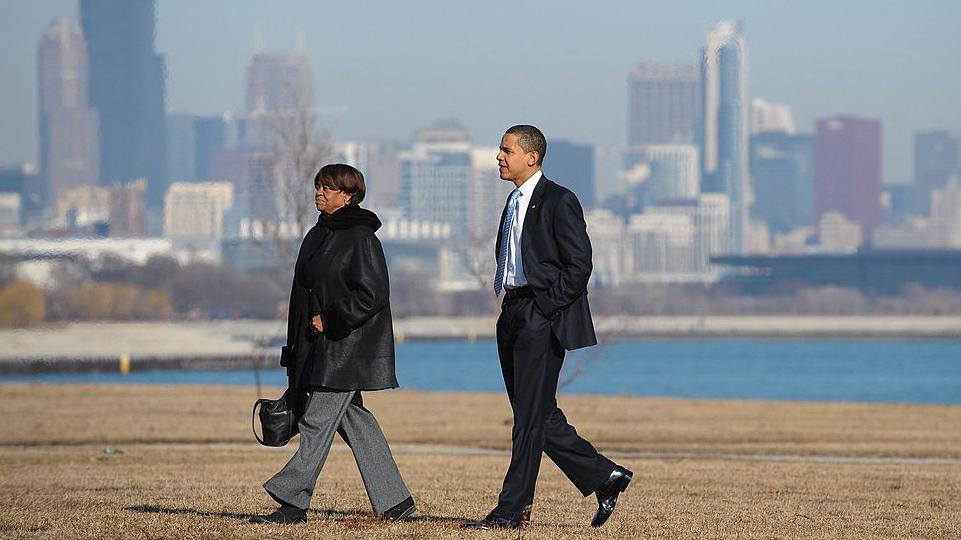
[1,315,959,374]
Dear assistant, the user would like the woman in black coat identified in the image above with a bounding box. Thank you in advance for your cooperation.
[254,164,414,525]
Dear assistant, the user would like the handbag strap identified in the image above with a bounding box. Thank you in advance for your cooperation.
[252,399,269,446]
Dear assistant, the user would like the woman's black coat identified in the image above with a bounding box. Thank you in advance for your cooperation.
[282,204,397,391]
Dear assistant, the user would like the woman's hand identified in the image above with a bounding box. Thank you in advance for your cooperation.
[310,314,325,334]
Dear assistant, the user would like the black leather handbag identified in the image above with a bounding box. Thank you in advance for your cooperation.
[252,388,306,447]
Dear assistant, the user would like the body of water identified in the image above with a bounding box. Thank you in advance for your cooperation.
[3,339,960,404]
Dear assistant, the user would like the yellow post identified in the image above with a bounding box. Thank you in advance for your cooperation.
[119,353,131,375]
[395,331,405,343]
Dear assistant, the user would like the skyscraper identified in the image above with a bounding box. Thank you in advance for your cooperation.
[80,0,166,207]
[815,115,882,243]
[627,62,700,147]
[701,20,749,253]
[243,51,314,149]
[399,120,472,239]
[165,113,196,183]
[543,139,595,208]
[37,18,99,207]
[750,131,814,234]
[246,52,314,113]
[914,130,960,215]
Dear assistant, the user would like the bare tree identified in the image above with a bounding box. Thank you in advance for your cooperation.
[246,92,333,266]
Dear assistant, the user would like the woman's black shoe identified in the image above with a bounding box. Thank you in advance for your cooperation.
[251,504,307,524]
[382,496,416,520]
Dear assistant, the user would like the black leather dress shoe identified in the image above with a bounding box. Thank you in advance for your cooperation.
[462,514,522,530]
[591,465,634,527]
[250,504,307,524]
[382,496,416,520]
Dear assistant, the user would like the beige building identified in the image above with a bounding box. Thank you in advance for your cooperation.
[163,182,234,239]
[818,211,862,253]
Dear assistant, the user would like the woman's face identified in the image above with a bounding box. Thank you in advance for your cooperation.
[314,182,327,212]
[316,180,351,214]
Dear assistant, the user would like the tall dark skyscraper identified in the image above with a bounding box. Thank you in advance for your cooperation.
[815,116,882,242]
[914,130,960,215]
[80,0,166,207]
[543,140,595,208]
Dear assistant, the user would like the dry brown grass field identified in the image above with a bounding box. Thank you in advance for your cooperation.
[1,383,960,539]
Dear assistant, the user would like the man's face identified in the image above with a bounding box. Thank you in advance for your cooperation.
[497,133,537,183]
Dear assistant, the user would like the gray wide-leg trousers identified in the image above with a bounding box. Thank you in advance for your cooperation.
[263,390,411,514]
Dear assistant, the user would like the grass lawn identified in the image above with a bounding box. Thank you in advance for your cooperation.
[1,384,959,539]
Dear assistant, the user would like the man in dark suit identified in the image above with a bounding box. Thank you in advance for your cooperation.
[465,125,633,530]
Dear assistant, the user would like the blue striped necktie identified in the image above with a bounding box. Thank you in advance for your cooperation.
[494,189,521,296]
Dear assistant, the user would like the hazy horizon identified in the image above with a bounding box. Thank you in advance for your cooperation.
[3,0,961,184]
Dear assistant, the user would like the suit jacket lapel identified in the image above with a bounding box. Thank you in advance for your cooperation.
[521,175,548,254]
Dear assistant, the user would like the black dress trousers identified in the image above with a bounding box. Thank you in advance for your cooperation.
[492,294,616,522]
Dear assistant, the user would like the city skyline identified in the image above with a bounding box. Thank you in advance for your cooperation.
[2,1,961,184]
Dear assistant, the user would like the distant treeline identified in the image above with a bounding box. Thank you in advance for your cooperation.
[2,255,961,328]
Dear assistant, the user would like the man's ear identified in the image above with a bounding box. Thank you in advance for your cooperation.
[528,152,539,167]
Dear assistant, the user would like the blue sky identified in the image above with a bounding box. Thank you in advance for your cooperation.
[3,0,960,183]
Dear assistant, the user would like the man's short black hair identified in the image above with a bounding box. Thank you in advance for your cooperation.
[506,124,547,166]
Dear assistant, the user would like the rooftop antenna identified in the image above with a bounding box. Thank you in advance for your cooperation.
[254,28,265,53]
[295,26,306,53]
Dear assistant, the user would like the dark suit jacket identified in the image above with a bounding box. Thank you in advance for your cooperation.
[495,175,597,350]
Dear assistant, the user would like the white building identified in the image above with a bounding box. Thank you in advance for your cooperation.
[625,213,695,279]
[627,145,701,205]
[585,209,626,286]
[0,194,21,235]
[470,146,513,242]
[645,194,730,274]
[751,98,796,135]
